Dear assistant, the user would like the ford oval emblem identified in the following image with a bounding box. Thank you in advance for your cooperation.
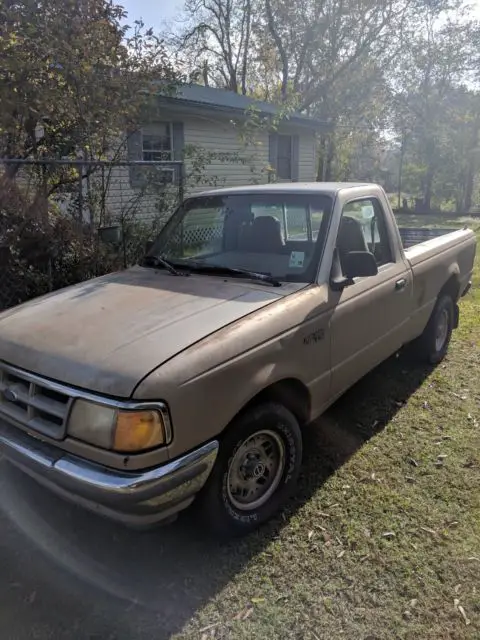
[4,387,18,403]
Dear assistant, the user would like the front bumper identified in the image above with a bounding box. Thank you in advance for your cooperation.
[0,421,218,528]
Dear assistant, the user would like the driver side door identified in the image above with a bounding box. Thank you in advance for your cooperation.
[330,197,412,398]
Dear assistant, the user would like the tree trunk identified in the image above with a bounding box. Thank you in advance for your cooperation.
[423,138,436,212]
[423,169,434,212]
[463,160,475,212]
[325,136,335,181]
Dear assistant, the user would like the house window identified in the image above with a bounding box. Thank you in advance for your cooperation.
[142,123,173,162]
[277,135,293,179]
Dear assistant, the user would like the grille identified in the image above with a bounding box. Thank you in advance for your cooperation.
[0,363,72,440]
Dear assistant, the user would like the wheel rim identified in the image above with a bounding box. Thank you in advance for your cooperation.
[435,308,449,352]
[226,430,286,511]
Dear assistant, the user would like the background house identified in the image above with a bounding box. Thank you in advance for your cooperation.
[103,84,329,222]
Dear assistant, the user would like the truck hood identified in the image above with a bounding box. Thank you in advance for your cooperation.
[0,266,285,397]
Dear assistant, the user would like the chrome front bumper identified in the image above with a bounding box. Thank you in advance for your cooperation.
[0,421,218,528]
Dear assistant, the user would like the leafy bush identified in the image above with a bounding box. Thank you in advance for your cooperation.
[0,187,120,310]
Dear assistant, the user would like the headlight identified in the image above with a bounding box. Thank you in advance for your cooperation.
[68,399,170,452]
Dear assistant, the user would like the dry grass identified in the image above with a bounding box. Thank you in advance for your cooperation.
[172,221,480,640]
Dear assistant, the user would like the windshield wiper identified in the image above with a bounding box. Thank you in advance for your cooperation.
[182,262,282,287]
[142,255,188,277]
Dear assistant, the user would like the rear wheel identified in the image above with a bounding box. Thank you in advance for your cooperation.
[416,294,455,364]
[197,402,303,538]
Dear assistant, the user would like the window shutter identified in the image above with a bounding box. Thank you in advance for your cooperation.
[291,134,300,182]
[269,133,279,175]
[172,122,185,160]
[126,129,143,189]
[172,122,185,186]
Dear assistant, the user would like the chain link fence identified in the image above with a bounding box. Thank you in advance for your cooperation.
[0,158,184,311]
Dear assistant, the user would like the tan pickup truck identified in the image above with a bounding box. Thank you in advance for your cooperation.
[0,183,476,537]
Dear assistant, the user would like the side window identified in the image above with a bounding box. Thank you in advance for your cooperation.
[285,205,308,241]
[251,204,286,240]
[251,204,324,243]
[338,198,393,268]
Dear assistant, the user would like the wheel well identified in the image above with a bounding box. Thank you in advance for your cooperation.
[439,275,460,303]
[242,378,311,426]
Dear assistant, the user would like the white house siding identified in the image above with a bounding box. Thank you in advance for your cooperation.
[102,155,163,224]
[182,114,271,193]
[101,112,318,224]
[183,115,317,190]
[98,137,170,224]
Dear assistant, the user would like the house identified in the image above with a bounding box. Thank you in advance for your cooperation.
[102,84,330,223]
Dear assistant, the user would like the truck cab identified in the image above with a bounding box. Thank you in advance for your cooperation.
[0,183,476,537]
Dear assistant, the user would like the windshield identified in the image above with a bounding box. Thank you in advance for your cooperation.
[148,193,333,282]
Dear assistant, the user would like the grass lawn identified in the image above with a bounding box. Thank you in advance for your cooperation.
[173,219,480,640]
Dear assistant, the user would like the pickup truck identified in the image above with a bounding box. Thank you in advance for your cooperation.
[0,183,476,537]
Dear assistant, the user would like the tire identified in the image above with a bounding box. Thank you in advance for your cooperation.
[416,294,455,364]
[197,402,303,539]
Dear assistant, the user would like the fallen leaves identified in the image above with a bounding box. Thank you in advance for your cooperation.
[454,599,471,626]
[199,621,221,638]
[233,607,253,622]
[467,413,478,427]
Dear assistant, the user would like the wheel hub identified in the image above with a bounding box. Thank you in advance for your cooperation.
[226,430,286,512]
[435,308,449,352]
[240,454,266,479]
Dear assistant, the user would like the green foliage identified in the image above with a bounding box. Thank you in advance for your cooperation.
[168,0,480,210]
[0,0,178,195]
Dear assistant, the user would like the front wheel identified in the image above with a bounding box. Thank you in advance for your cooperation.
[416,294,455,364]
[197,402,303,538]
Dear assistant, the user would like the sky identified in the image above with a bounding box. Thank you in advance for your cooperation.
[120,0,480,31]
[121,0,183,29]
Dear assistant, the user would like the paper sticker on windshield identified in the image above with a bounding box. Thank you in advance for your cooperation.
[289,251,305,268]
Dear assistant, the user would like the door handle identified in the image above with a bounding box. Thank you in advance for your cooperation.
[395,278,407,291]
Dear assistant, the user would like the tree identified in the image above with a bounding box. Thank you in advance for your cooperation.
[172,0,254,94]
[388,3,480,210]
[0,0,177,195]
[168,0,414,181]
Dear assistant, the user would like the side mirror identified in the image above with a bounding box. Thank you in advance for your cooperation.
[343,251,378,279]
[331,250,378,291]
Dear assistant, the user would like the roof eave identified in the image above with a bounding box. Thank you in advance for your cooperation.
[156,95,332,132]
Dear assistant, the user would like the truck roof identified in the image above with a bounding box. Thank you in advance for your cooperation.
[191,182,373,199]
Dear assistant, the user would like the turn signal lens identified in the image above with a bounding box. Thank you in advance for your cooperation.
[113,410,165,452]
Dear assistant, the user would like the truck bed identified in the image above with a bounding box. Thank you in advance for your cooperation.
[399,226,456,249]
[402,226,476,304]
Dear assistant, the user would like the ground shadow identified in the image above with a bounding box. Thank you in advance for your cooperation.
[0,351,433,640]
